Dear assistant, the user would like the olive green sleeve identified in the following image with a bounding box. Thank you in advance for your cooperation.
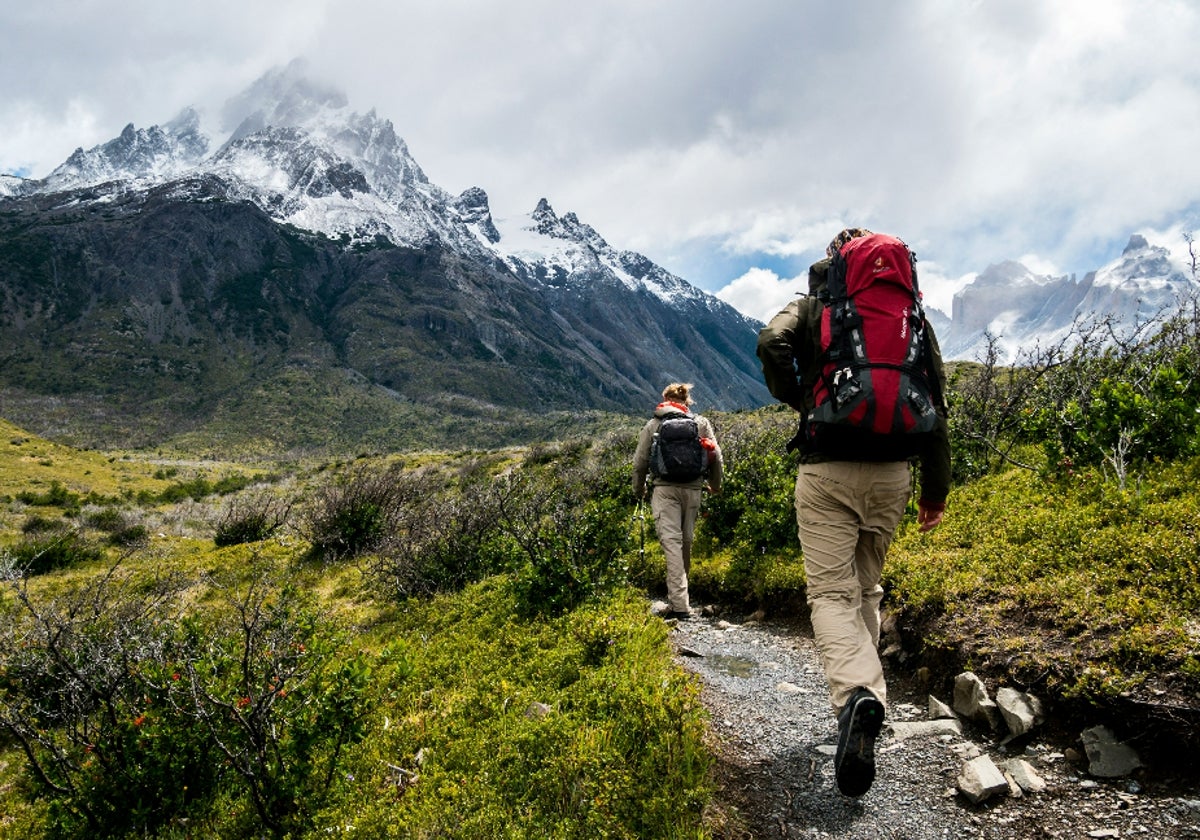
[756,299,808,411]
[632,419,656,498]
[918,414,952,505]
[918,319,952,503]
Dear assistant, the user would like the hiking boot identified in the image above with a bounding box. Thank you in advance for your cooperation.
[834,688,884,797]
[666,610,691,621]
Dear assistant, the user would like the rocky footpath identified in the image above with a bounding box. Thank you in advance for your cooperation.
[660,604,1200,839]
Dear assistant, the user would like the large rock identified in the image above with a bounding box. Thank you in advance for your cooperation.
[1002,758,1047,794]
[888,719,964,741]
[995,686,1045,737]
[1081,725,1142,778]
[957,754,1010,804]
[928,694,956,720]
[953,672,1002,731]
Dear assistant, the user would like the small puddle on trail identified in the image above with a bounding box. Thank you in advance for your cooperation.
[708,654,757,677]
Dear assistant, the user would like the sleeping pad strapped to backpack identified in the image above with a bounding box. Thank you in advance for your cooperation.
[804,233,939,452]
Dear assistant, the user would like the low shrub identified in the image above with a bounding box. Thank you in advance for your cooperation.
[300,464,416,561]
[8,529,104,575]
[214,492,293,547]
[106,523,149,548]
[0,562,383,838]
[20,514,66,534]
[694,408,799,554]
[84,506,126,532]
[363,469,515,599]
[15,480,80,509]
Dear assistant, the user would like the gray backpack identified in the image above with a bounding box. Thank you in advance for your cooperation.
[649,412,707,482]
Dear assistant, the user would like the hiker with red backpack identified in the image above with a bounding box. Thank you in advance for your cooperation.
[757,228,951,798]
[632,382,724,621]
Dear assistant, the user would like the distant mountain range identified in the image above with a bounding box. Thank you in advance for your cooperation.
[938,233,1198,362]
[0,61,768,453]
[2,61,1195,453]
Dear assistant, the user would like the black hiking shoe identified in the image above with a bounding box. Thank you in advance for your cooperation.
[666,610,691,621]
[834,689,885,797]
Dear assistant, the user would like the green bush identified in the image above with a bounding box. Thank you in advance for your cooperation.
[0,563,383,838]
[83,506,126,532]
[20,514,66,534]
[508,492,631,617]
[300,464,415,560]
[8,529,104,575]
[106,523,149,548]
[364,470,516,599]
[695,408,799,554]
[213,492,292,547]
[15,480,80,509]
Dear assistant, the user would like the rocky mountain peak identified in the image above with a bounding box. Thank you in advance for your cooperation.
[944,231,1197,362]
[0,61,771,448]
[45,109,209,190]
[220,58,349,141]
[1123,233,1150,254]
[451,186,500,243]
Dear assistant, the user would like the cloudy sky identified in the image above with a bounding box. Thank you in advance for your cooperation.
[3,0,1199,322]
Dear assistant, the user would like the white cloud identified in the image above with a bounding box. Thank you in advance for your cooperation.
[2,0,1199,329]
[714,268,806,327]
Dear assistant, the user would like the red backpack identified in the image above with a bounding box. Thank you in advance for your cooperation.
[806,233,939,444]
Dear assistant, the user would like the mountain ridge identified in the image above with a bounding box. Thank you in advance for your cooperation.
[940,233,1198,362]
[0,63,768,453]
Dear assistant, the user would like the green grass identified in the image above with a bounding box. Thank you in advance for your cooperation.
[0,422,713,839]
[0,418,174,502]
[335,582,711,838]
[4,408,1200,836]
[887,458,1200,702]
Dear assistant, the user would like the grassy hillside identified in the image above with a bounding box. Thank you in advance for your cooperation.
[887,457,1200,707]
[0,420,714,838]
[3,365,1200,836]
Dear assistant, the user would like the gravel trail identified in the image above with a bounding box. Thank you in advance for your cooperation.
[668,608,1200,840]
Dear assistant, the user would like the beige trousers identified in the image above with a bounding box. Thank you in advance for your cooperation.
[795,460,911,715]
[651,484,702,612]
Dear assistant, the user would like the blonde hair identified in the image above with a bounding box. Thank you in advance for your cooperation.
[662,382,694,405]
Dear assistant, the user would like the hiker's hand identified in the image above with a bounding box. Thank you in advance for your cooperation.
[917,502,943,532]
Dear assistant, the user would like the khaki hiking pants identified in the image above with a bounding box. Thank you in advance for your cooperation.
[651,484,702,613]
[795,460,911,715]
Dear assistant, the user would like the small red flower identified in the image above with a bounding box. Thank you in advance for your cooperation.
[133,715,146,727]
[236,696,252,709]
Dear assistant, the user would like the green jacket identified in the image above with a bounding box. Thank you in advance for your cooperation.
[756,257,952,506]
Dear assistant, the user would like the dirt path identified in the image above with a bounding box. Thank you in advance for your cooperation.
[668,608,1200,840]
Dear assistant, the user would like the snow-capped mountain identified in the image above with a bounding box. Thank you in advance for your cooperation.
[941,234,1198,362]
[0,61,767,452]
[7,60,726,318]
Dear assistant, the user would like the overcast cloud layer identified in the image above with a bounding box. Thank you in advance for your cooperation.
[3,0,1199,322]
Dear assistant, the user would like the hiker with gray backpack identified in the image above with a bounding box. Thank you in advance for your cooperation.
[632,382,724,621]
[757,228,951,798]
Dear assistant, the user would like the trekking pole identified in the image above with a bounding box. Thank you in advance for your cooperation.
[634,494,647,560]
